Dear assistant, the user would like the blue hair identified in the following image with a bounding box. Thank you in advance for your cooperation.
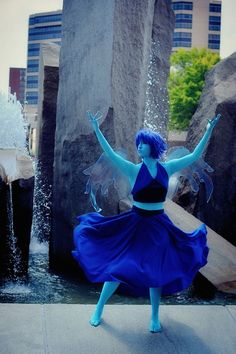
[135,129,167,159]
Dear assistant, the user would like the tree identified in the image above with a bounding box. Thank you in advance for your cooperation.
[168,48,220,130]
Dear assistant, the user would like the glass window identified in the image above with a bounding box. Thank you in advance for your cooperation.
[26,98,38,105]
[28,45,40,56]
[27,76,38,88]
[28,32,62,41]
[173,31,192,39]
[175,13,192,20]
[28,49,40,57]
[28,43,40,49]
[208,34,220,41]
[172,2,193,11]
[27,75,38,81]
[27,68,38,72]
[27,67,38,73]
[173,31,192,47]
[29,14,62,25]
[175,13,192,29]
[26,91,38,97]
[27,83,38,88]
[209,3,221,13]
[173,41,191,48]
[209,16,221,31]
[29,25,61,35]
[175,23,192,29]
[27,59,39,65]
[27,60,39,68]
[26,92,38,104]
[208,34,220,49]
[27,60,39,73]
[208,43,220,49]
[28,25,61,41]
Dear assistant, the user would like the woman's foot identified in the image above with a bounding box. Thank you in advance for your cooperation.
[149,319,162,333]
[89,306,103,327]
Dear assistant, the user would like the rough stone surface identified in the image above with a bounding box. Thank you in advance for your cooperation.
[167,131,187,148]
[52,0,174,270]
[180,52,236,246]
[144,0,175,138]
[36,43,60,242]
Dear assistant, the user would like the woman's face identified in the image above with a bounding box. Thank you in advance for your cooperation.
[137,141,151,158]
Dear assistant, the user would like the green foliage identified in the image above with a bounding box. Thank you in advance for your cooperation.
[168,48,220,130]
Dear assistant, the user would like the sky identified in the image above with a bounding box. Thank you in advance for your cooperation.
[0,0,63,94]
[0,0,235,95]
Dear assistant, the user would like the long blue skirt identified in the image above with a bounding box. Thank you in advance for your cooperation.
[72,206,208,296]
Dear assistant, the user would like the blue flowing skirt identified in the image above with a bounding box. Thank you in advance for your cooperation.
[72,206,208,296]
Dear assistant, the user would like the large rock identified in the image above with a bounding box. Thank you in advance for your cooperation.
[51,0,174,271]
[184,52,236,246]
[144,0,175,138]
[34,43,59,242]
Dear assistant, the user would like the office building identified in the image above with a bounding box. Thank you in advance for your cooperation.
[172,0,221,51]
[25,10,62,154]
[9,67,26,105]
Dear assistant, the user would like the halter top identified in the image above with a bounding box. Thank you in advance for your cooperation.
[131,161,168,203]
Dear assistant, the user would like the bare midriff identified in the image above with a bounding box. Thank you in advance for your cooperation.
[133,200,165,211]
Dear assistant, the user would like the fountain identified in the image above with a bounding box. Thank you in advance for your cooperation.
[0,92,34,283]
[0,1,235,305]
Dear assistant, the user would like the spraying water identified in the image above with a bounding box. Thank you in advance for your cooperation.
[144,39,169,140]
[0,91,33,286]
[0,91,27,149]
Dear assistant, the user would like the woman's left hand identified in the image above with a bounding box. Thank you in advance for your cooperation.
[206,113,222,131]
[86,110,103,131]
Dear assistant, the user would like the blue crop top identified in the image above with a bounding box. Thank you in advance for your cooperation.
[131,161,168,203]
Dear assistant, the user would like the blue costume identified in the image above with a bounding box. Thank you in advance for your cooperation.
[72,112,221,331]
[72,160,208,296]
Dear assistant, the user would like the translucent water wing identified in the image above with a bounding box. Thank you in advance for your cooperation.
[194,170,214,202]
[166,146,190,160]
[185,172,200,193]
[83,150,131,212]
[166,146,214,202]
[114,173,132,199]
[167,172,181,200]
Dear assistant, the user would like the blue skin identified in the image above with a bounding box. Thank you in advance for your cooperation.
[87,111,221,332]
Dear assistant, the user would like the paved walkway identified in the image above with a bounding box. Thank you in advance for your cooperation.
[0,304,236,354]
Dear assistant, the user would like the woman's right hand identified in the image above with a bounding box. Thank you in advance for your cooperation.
[206,113,222,131]
[86,111,102,131]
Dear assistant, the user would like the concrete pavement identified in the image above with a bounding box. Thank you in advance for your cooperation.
[0,304,236,354]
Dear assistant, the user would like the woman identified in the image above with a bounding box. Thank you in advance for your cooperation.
[72,111,221,333]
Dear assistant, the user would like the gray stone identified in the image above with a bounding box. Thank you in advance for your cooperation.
[167,130,187,148]
[51,0,174,270]
[183,52,236,246]
[35,43,60,242]
[145,0,175,137]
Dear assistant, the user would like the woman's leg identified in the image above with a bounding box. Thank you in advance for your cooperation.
[90,281,120,326]
[149,287,162,332]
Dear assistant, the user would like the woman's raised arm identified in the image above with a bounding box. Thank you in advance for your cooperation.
[87,111,136,177]
[164,114,222,176]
